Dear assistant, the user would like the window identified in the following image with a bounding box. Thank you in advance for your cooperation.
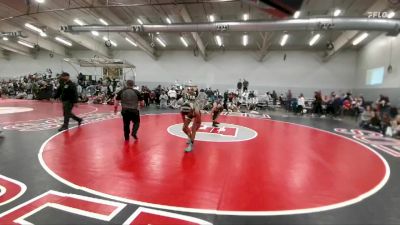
[366,67,385,85]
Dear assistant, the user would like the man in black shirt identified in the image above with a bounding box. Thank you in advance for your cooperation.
[54,72,83,132]
[114,80,144,141]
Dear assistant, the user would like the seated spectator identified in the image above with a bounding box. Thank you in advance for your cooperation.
[297,93,306,115]
[16,91,27,99]
[382,113,392,135]
[360,105,373,129]
[390,115,400,138]
[354,96,364,118]
[377,94,391,118]
[365,110,381,133]
[159,91,169,109]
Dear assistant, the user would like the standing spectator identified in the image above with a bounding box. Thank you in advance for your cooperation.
[272,90,278,105]
[196,89,208,110]
[243,79,249,92]
[77,83,83,101]
[143,87,151,107]
[286,89,292,111]
[313,91,323,116]
[114,80,143,141]
[54,72,83,132]
[297,93,306,114]
[237,79,243,94]
[154,85,162,106]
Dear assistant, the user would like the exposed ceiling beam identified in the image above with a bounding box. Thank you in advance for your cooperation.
[0,0,241,23]
[258,32,274,62]
[323,0,390,61]
[63,16,400,33]
[179,6,207,61]
[0,22,67,56]
[0,50,8,59]
[0,1,111,58]
[86,5,158,60]
[0,41,33,57]
[35,13,111,58]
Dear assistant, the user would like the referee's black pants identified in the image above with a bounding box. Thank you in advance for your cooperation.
[121,108,140,140]
[62,101,81,128]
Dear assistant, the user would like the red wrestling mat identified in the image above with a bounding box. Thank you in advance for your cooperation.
[0,100,97,123]
[40,114,388,215]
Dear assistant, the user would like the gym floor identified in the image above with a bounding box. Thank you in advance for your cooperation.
[0,99,399,225]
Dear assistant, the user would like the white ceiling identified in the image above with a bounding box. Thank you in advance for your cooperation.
[0,0,398,59]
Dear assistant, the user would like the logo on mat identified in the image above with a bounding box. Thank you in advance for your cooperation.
[167,122,257,142]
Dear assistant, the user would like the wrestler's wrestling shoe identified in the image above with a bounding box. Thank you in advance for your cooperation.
[185,142,193,152]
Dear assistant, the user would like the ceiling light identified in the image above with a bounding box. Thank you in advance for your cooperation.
[309,34,321,46]
[2,37,8,41]
[242,34,248,46]
[25,23,45,34]
[35,0,44,3]
[180,36,188,47]
[74,19,85,26]
[102,36,108,41]
[137,18,143,25]
[215,35,222,46]
[333,9,341,17]
[18,40,35,48]
[166,18,172,24]
[125,37,137,47]
[243,14,249,21]
[209,15,215,22]
[156,37,166,47]
[40,32,47,37]
[55,37,72,46]
[99,18,108,26]
[352,33,369,46]
[387,11,395,19]
[110,40,117,47]
[293,11,300,19]
[280,34,289,46]
[91,31,99,36]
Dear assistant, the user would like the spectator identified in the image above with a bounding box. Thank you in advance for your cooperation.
[360,105,373,129]
[313,91,323,116]
[368,110,382,132]
[168,88,178,108]
[243,79,249,92]
[159,91,169,109]
[237,79,243,94]
[297,93,306,115]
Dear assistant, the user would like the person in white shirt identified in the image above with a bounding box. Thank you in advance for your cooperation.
[159,91,169,109]
[196,89,208,111]
[77,84,83,99]
[168,88,177,108]
[297,93,306,114]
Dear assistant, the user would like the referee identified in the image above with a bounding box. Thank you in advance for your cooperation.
[55,72,83,132]
[114,80,143,141]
